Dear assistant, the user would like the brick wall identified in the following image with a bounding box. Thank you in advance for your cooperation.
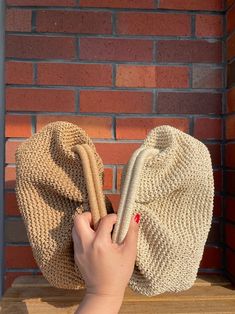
[4,0,226,291]
[225,0,235,284]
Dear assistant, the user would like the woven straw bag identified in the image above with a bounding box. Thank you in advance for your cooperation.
[112,125,214,296]
[15,121,214,296]
[15,121,114,289]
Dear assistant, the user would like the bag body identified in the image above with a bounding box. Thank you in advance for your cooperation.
[113,125,214,296]
[15,121,113,289]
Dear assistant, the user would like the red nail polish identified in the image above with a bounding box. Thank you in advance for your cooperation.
[134,213,141,224]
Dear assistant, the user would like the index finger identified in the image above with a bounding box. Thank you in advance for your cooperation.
[73,211,95,243]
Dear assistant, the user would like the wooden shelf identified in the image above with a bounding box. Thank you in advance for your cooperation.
[1,275,235,313]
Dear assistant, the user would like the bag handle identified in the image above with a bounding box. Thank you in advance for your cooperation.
[71,144,107,230]
[112,147,159,244]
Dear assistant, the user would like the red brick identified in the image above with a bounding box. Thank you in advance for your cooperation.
[206,144,221,167]
[80,0,154,8]
[5,166,16,189]
[106,194,120,213]
[7,0,76,5]
[207,222,220,243]
[214,171,223,192]
[200,246,223,269]
[5,192,20,216]
[192,66,223,89]
[5,220,28,243]
[214,195,222,218]
[226,171,235,195]
[5,246,37,268]
[116,65,189,88]
[37,63,112,87]
[157,92,222,114]
[227,3,235,34]
[5,115,32,138]
[214,170,222,193]
[80,90,153,113]
[225,0,234,9]
[225,143,235,168]
[158,0,223,10]
[195,15,223,37]
[103,168,113,190]
[6,141,22,164]
[36,10,112,34]
[226,248,235,277]
[157,40,222,63]
[117,12,191,36]
[5,61,34,85]
[226,223,235,249]
[225,197,235,222]
[226,115,235,139]
[95,143,141,165]
[227,32,235,61]
[228,60,235,88]
[6,88,75,112]
[226,0,235,8]
[80,38,153,62]
[36,115,112,139]
[117,167,123,191]
[194,118,222,140]
[4,271,34,292]
[227,88,235,113]
[6,35,76,59]
[116,117,189,140]
[6,9,32,32]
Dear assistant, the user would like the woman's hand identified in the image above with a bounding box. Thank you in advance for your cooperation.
[72,211,140,314]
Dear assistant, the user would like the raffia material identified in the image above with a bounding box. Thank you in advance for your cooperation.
[15,121,113,290]
[112,125,214,296]
[15,121,214,296]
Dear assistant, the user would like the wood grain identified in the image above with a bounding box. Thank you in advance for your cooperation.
[1,275,235,314]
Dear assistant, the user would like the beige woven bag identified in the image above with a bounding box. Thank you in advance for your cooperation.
[15,121,214,296]
[15,121,114,289]
[112,125,214,296]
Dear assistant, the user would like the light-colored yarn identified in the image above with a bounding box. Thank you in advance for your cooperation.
[112,147,160,244]
[113,125,214,296]
[15,121,113,290]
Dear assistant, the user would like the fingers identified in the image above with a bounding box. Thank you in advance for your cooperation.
[95,213,117,243]
[73,211,95,246]
[122,214,140,253]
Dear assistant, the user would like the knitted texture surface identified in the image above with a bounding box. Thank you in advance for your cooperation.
[15,121,214,296]
[115,125,214,296]
[15,121,113,289]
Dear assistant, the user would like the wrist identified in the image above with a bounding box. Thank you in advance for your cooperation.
[85,292,124,311]
[75,292,124,314]
[86,286,125,301]
[85,291,124,304]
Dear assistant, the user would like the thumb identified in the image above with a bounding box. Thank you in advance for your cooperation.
[123,213,140,251]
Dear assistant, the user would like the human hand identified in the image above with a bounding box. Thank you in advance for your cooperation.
[72,211,140,300]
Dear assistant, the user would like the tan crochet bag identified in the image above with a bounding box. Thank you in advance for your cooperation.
[15,121,114,289]
[15,121,214,296]
[112,125,214,296]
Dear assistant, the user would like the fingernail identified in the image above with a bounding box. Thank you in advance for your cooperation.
[134,213,141,224]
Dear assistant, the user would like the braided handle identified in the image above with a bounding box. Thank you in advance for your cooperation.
[71,144,107,230]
